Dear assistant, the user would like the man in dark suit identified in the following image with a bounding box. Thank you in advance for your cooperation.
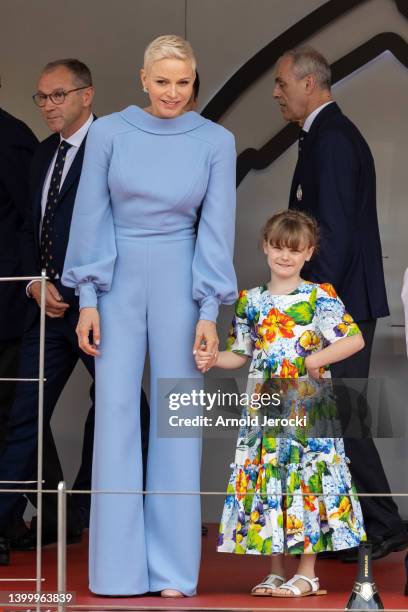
[0,59,149,565]
[274,46,408,560]
[0,107,38,564]
[0,108,38,445]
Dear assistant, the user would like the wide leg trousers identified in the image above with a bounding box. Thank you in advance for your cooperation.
[89,234,202,595]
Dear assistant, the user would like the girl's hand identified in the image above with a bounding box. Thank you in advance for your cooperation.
[305,354,321,379]
[194,348,218,373]
[76,307,101,356]
[304,335,365,380]
[193,320,219,358]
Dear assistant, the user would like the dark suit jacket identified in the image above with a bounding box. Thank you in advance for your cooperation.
[0,109,38,340]
[22,116,95,329]
[289,102,389,321]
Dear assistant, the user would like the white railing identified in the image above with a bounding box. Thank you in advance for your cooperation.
[0,271,47,600]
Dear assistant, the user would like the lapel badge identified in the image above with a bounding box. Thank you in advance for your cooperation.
[296,184,303,201]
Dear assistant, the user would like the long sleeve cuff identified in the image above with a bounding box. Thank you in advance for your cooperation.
[199,296,220,322]
[78,283,98,310]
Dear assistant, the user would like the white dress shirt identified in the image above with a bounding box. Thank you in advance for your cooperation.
[40,113,94,224]
[302,101,334,133]
[28,113,94,294]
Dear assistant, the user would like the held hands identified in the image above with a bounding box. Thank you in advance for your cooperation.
[193,320,219,373]
[195,347,219,372]
[76,307,101,356]
[30,281,69,318]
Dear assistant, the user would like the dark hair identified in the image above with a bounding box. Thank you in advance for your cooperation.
[262,209,319,251]
[41,58,93,87]
[192,71,200,101]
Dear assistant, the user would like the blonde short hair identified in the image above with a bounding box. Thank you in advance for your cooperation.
[143,34,196,74]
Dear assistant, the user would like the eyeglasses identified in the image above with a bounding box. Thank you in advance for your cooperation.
[32,86,89,107]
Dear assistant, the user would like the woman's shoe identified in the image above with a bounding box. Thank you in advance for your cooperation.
[251,574,285,596]
[160,589,184,598]
[272,574,327,597]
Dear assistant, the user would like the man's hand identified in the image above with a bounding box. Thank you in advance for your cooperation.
[30,281,69,318]
[76,307,101,356]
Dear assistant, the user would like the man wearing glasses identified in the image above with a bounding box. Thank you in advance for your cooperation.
[0,59,150,565]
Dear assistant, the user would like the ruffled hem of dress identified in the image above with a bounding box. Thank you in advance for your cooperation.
[217,457,366,556]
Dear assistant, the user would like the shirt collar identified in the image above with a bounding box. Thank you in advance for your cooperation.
[302,101,334,133]
[60,113,94,148]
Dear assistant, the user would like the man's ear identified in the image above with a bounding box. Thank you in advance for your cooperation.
[83,86,95,108]
[304,73,317,95]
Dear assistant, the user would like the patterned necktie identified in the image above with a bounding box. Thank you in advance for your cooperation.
[298,129,307,155]
[40,140,72,279]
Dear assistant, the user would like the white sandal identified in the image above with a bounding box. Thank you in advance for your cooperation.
[251,573,285,596]
[271,574,327,598]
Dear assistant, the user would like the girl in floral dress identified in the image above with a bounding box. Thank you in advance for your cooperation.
[195,210,366,598]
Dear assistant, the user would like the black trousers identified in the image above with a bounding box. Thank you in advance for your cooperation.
[0,309,150,536]
[0,339,30,536]
[331,319,404,538]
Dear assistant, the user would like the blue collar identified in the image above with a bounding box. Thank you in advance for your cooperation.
[119,105,208,135]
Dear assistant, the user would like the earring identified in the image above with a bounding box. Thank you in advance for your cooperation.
[142,86,148,93]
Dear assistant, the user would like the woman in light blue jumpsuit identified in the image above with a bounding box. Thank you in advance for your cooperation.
[62,37,237,596]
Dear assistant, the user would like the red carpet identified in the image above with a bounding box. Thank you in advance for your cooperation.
[1,525,407,610]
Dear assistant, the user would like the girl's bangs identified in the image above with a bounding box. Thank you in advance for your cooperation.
[267,220,312,250]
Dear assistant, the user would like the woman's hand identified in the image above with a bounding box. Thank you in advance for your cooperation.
[76,307,101,356]
[193,320,219,372]
[305,354,321,380]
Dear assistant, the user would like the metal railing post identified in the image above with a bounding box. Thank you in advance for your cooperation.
[36,269,47,594]
[57,481,67,612]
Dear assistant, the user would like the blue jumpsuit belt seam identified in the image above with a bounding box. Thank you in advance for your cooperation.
[113,222,196,243]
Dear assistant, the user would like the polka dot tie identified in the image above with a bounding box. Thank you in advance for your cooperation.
[40,140,72,279]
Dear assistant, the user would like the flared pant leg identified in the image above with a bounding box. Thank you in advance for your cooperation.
[145,238,202,596]
[89,240,149,595]
[88,236,202,595]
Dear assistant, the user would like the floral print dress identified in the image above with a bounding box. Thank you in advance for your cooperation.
[217,281,366,555]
